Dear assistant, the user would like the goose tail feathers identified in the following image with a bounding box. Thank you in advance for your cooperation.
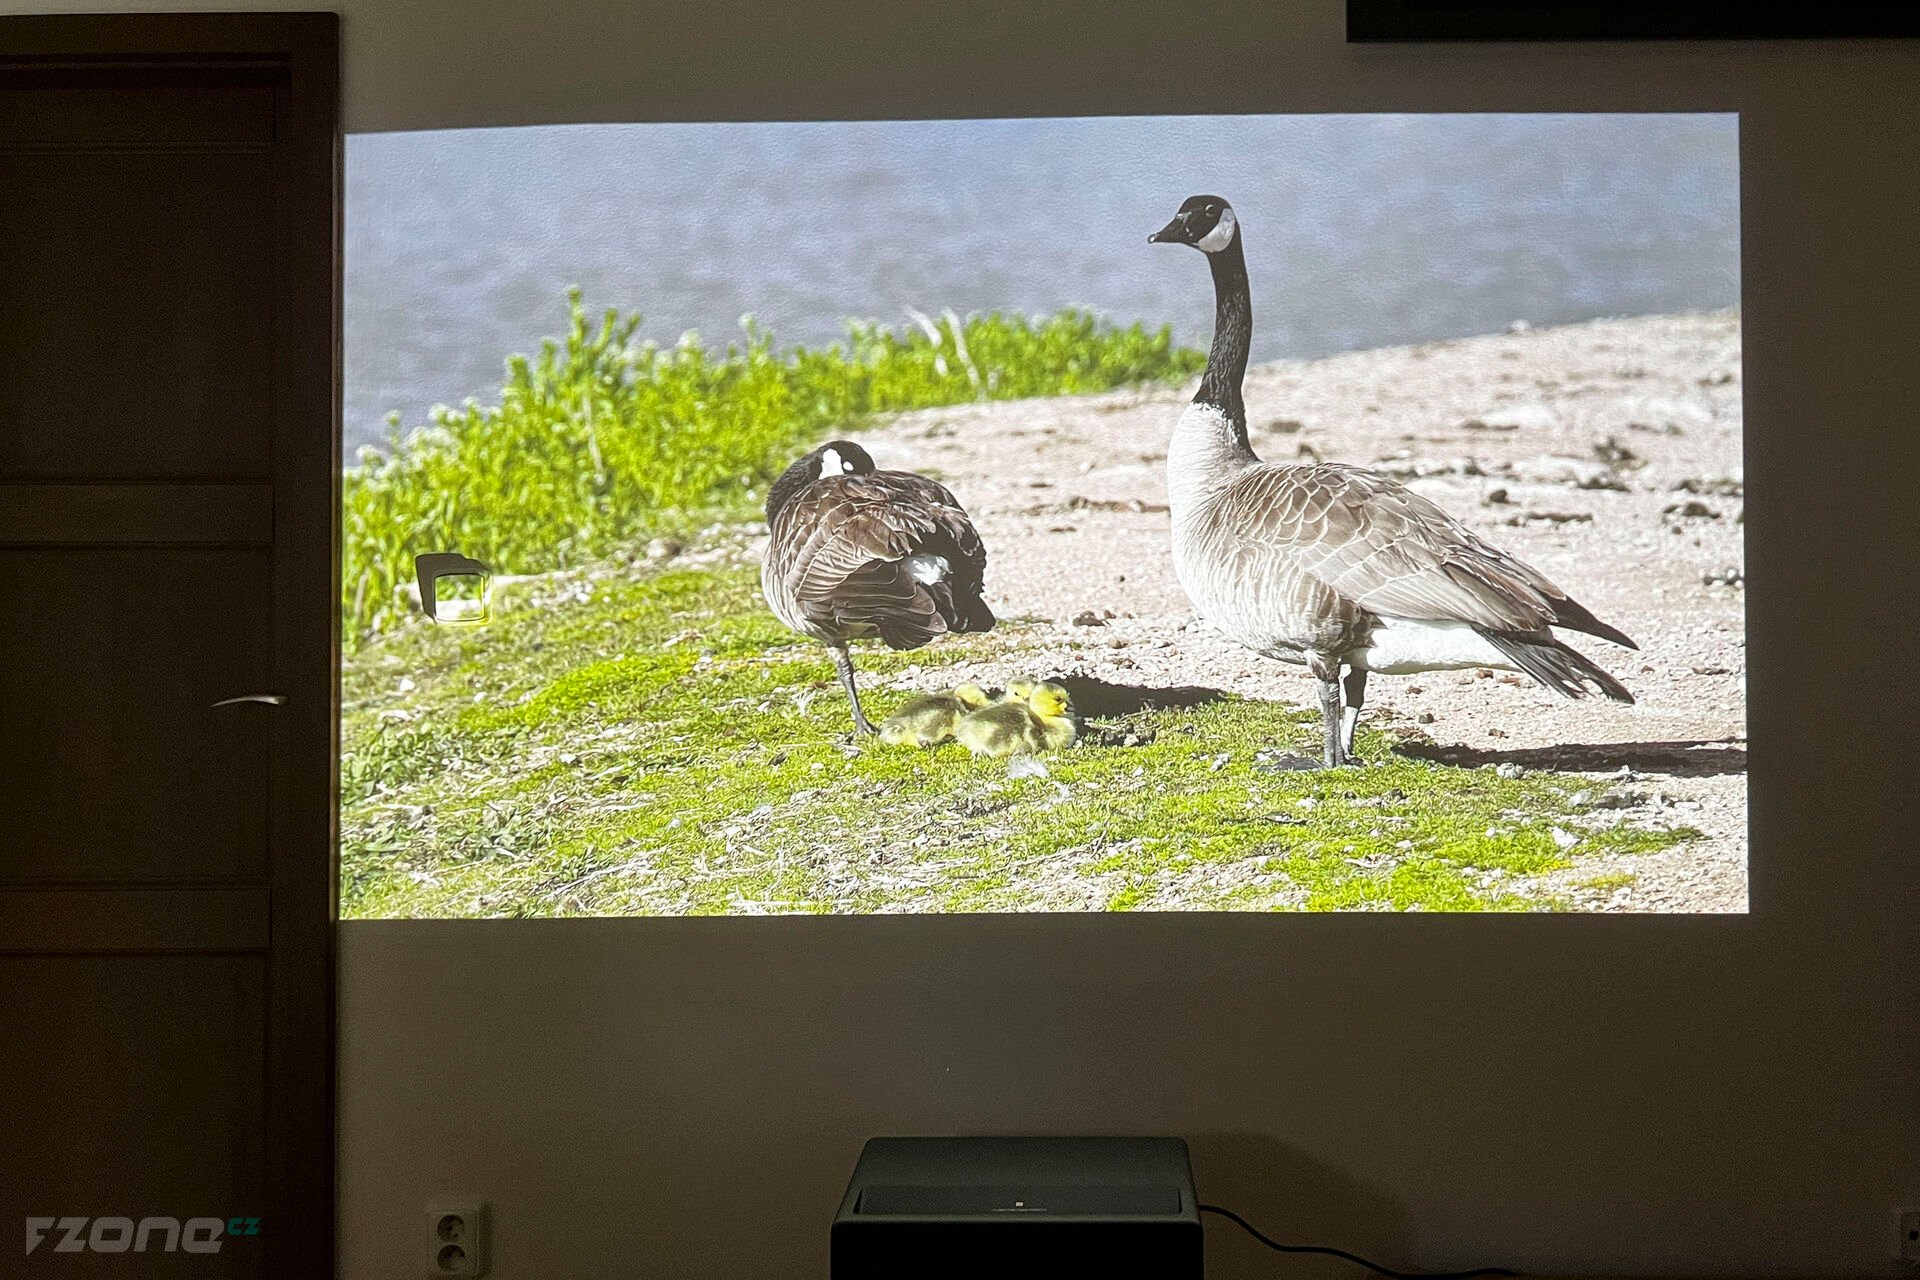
[1477,628,1635,704]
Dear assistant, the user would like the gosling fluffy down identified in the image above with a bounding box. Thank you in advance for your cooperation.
[879,684,992,748]
[996,678,1038,704]
[955,682,1077,758]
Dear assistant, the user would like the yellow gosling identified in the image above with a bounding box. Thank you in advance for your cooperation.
[955,681,1077,757]
[995,677,1039,704]
[878,684,992,747]
[1025,681,1078,751]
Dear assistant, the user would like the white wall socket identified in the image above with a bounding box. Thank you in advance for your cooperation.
[1900,1209,1920,1267]
[427,1202,488,1277]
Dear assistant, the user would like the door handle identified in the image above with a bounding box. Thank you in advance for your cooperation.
[212,694,287,707]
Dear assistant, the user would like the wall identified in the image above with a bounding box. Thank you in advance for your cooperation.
[14,0,1916,1274]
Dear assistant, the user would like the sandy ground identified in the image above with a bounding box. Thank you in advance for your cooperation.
[844,312,1748,912]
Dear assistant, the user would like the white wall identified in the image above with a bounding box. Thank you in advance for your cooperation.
[16,1,1914,1274]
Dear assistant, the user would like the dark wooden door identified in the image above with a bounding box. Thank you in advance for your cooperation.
[0,15,337,1279]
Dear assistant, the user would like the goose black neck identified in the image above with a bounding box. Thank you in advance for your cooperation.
[765,458,812,523]
[1196,234,1252,442]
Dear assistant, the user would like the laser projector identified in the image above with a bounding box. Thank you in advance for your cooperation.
[831,1136,1202,1279]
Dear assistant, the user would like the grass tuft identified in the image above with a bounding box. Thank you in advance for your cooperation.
[342,291,1203,639]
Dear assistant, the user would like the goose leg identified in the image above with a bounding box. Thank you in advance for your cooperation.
[830,643,877,735]
[1302,652,1348,768]
[1340,666,1368,761]
[1316,675,1346,767]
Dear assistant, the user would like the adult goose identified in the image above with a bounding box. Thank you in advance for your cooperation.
[762,440,995,734]
[1148,195,1636,768]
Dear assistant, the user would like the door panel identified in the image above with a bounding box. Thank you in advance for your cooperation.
[0,547,273,882]
[0,143,275,478]
[0,954,268,1278]
[0,76,277,147]
[0,16,338,1280]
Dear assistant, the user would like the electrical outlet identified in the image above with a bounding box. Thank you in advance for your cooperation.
[1900,1209,1920,1267]
[427,1203,487,1277]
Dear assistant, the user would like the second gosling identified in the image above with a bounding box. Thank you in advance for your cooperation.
[996,678,1038,704]
[879,684,992,747]
[955,682,1077,758]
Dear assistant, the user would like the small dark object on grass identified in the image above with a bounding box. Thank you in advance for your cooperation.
[1255,751,1323,773]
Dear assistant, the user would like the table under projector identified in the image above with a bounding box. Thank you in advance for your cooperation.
[831,1136,1202,1278]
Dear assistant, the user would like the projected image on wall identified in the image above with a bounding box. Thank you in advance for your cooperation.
[341,114,1745,916]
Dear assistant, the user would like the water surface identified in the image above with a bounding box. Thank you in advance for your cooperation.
[346,114,1738,450]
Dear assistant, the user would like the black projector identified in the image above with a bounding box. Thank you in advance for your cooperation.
[831,1136,1202,1278]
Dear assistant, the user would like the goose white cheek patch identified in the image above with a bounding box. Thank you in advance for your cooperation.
[1196,207,1238,252]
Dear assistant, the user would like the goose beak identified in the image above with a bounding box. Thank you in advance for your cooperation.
[1148,214,1189,245]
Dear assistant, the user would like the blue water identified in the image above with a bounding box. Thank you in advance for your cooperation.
[345,114,1738,451]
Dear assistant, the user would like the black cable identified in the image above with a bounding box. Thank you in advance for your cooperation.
[1197,1204,1519,1280]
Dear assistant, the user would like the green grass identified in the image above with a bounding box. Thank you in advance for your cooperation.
[342,291,1204,639]
[340,557,1701,917]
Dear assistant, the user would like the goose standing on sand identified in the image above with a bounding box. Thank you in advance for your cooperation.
[762,440,995,734]
[1148,195,1636,768]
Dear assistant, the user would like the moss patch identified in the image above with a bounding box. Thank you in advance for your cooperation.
[342,556,1701,917]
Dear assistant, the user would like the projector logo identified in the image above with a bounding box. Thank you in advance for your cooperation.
[23,1216,260,1255]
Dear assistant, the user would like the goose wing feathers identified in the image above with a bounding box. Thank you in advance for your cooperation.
[771,471,989,649]
[1224,463,1634,646]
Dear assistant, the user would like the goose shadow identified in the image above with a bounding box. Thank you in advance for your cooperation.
[1044,675,1227,718]
[1393,737,1747,778]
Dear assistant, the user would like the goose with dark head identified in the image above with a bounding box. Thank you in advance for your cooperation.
[1151,195,1636,768]
[762,440,995,735]
[766,441,875,522]
[1150,194,1251,440]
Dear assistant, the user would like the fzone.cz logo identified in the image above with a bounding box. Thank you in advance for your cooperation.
[24,1216,261,1255]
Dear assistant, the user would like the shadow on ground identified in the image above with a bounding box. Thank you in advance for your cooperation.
[1393,736,1747,777]
[1047,675,1228,717]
